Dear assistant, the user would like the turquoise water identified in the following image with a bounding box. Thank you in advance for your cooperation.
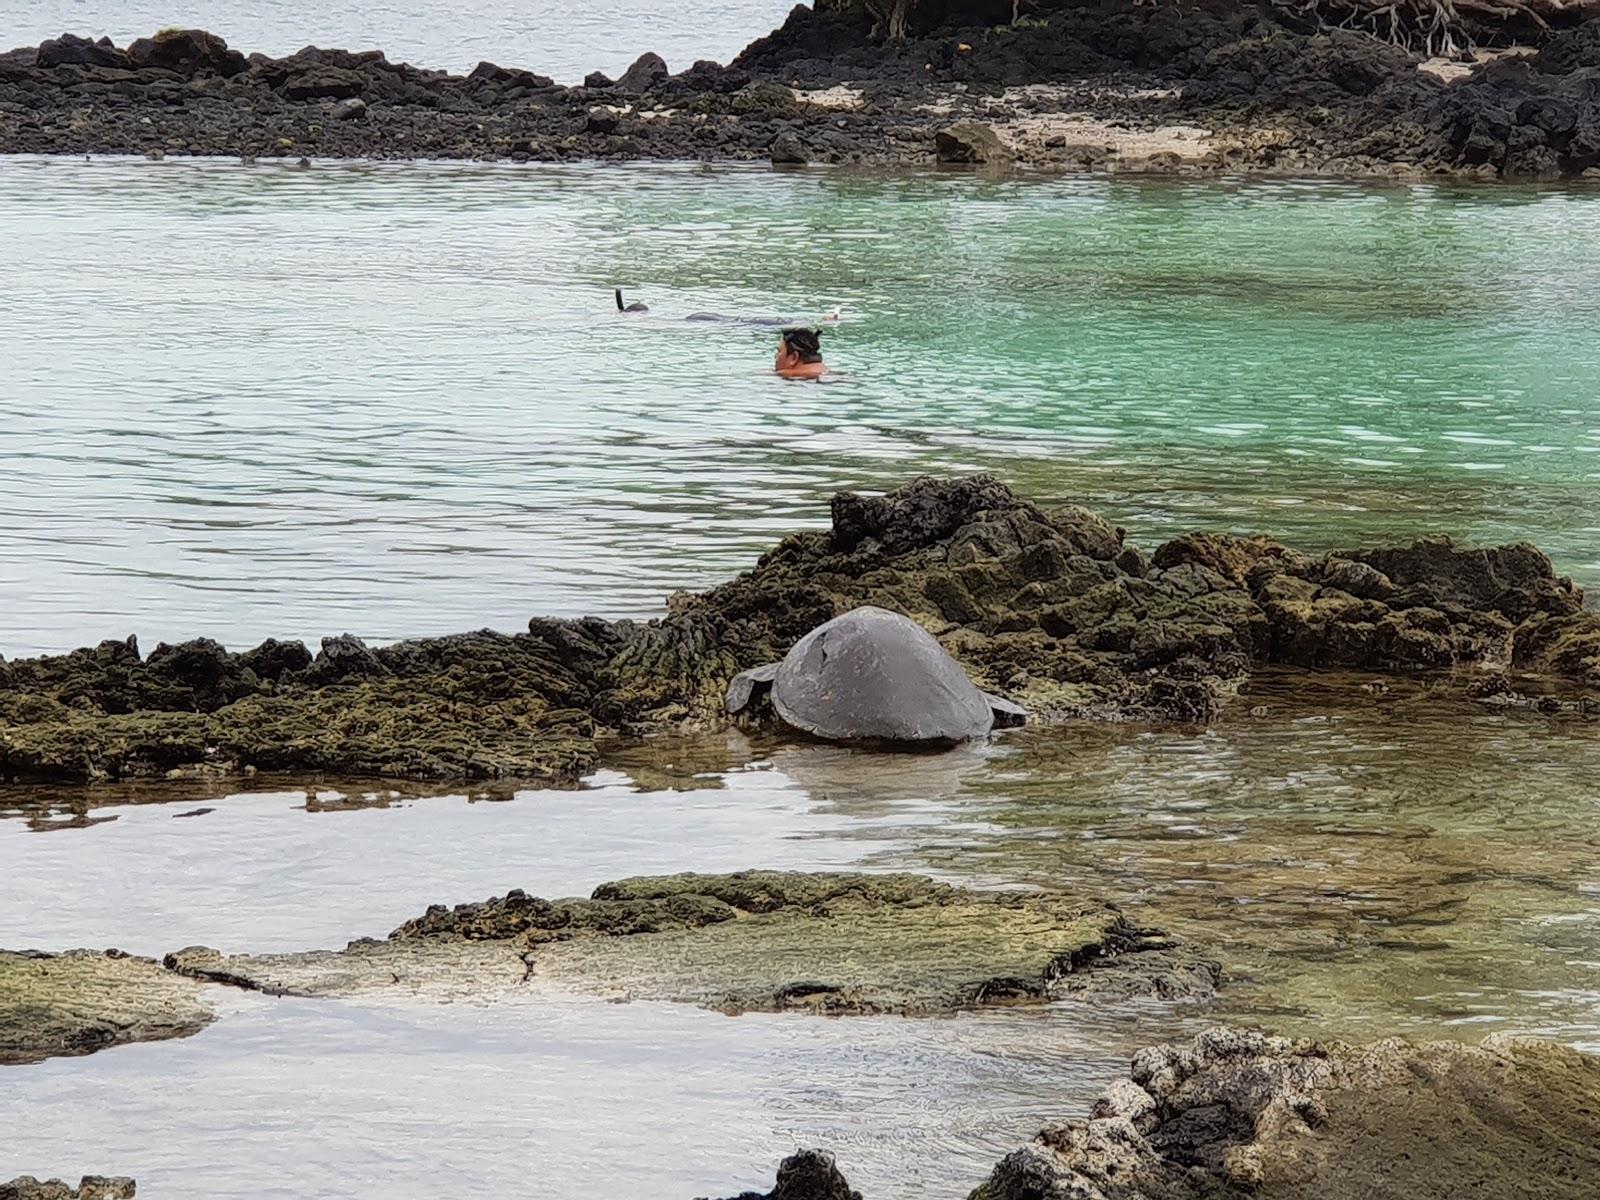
[4,158,1600,658]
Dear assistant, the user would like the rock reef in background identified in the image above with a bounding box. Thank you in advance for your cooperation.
[166,870,1219,1013]
[0,1179,135,1200]
[0,948,213,1065]
[2,475,1595,785]
[970,1026,1600,1200]
[8,11,1600,176]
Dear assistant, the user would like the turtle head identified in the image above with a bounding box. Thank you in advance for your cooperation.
[983,692,1027,729]
[726,662,780,715]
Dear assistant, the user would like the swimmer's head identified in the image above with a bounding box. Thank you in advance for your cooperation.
[776,327,826,378]
[779,327,823,363]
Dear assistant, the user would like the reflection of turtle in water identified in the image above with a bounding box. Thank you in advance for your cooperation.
[725,606,1025,746]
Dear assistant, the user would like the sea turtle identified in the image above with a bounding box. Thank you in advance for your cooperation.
[725,605,1025,745]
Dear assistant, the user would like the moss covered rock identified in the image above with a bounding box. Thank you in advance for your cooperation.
[0,948,213,1065]
[971,1026,1600,1200]
[166,871,1218,1014]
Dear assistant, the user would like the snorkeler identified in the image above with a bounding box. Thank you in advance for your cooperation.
[775,327,827,379]
[615,288,649,313]
[688,306,842,326]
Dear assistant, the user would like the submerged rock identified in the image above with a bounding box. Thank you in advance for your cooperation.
[165,871,1218,1014]
[163,939,526,999]
[0,1179,135,1200]
[726,606,1023,745]
[0,949,213,1065]
[970,1026,1600,1200]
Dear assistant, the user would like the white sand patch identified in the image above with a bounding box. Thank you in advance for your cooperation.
[791,85,866,111]
[999,83,1179,104]
[997,113,1287,166]
[591,103,677,120]
[918,83,1291,169]
[1419,46,1537,83]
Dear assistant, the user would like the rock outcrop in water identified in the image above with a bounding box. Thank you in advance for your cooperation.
[0,1179,135,1200]
[0,628,599,782]
[708,1150,861,1200]
[164,871,1219,1012]
[969,1026,1600,1200]
[8,12,1600,176]
[0,948,214,1065]
[2,475,1595,785]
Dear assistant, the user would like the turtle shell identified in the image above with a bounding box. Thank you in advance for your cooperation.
[768,606,996,744]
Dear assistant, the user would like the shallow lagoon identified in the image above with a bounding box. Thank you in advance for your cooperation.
[5,158,1600,1196]
[2,675,1596,1195]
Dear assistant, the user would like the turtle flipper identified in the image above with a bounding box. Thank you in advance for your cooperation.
[982,692,1027,728]
[726,662,780,714]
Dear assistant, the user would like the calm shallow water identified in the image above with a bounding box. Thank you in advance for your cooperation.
[1,990,1150,1199]
[7,0,793,80]
[0,747,1171,1198]
[2,679,1597,1195]
[5,159,1600,657]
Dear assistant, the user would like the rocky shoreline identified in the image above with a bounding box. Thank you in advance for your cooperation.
[2,475,1596,786]
[730,1026,1600,1199]
[5,7,1600,177]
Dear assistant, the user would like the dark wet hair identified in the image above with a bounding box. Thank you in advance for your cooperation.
[781,327,823,363]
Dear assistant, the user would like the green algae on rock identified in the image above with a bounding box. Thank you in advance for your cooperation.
[970,1026,1600,1200]
[165,871,1219,1014]
[3,476,1594,786]
[0,949,213,1065]
[162,939,527,999]
[0,628,604,784]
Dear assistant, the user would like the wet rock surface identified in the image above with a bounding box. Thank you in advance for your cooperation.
[0,948,213,1065]
[165,871,1219,1013]
[0,1179,135,1200]
[969,1025,1600,1200]
[7,10,1600,175]
[0,628,603,783]
[659,474,1594,726]
[709,1150,862,1200]
[3,475,1594,785]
